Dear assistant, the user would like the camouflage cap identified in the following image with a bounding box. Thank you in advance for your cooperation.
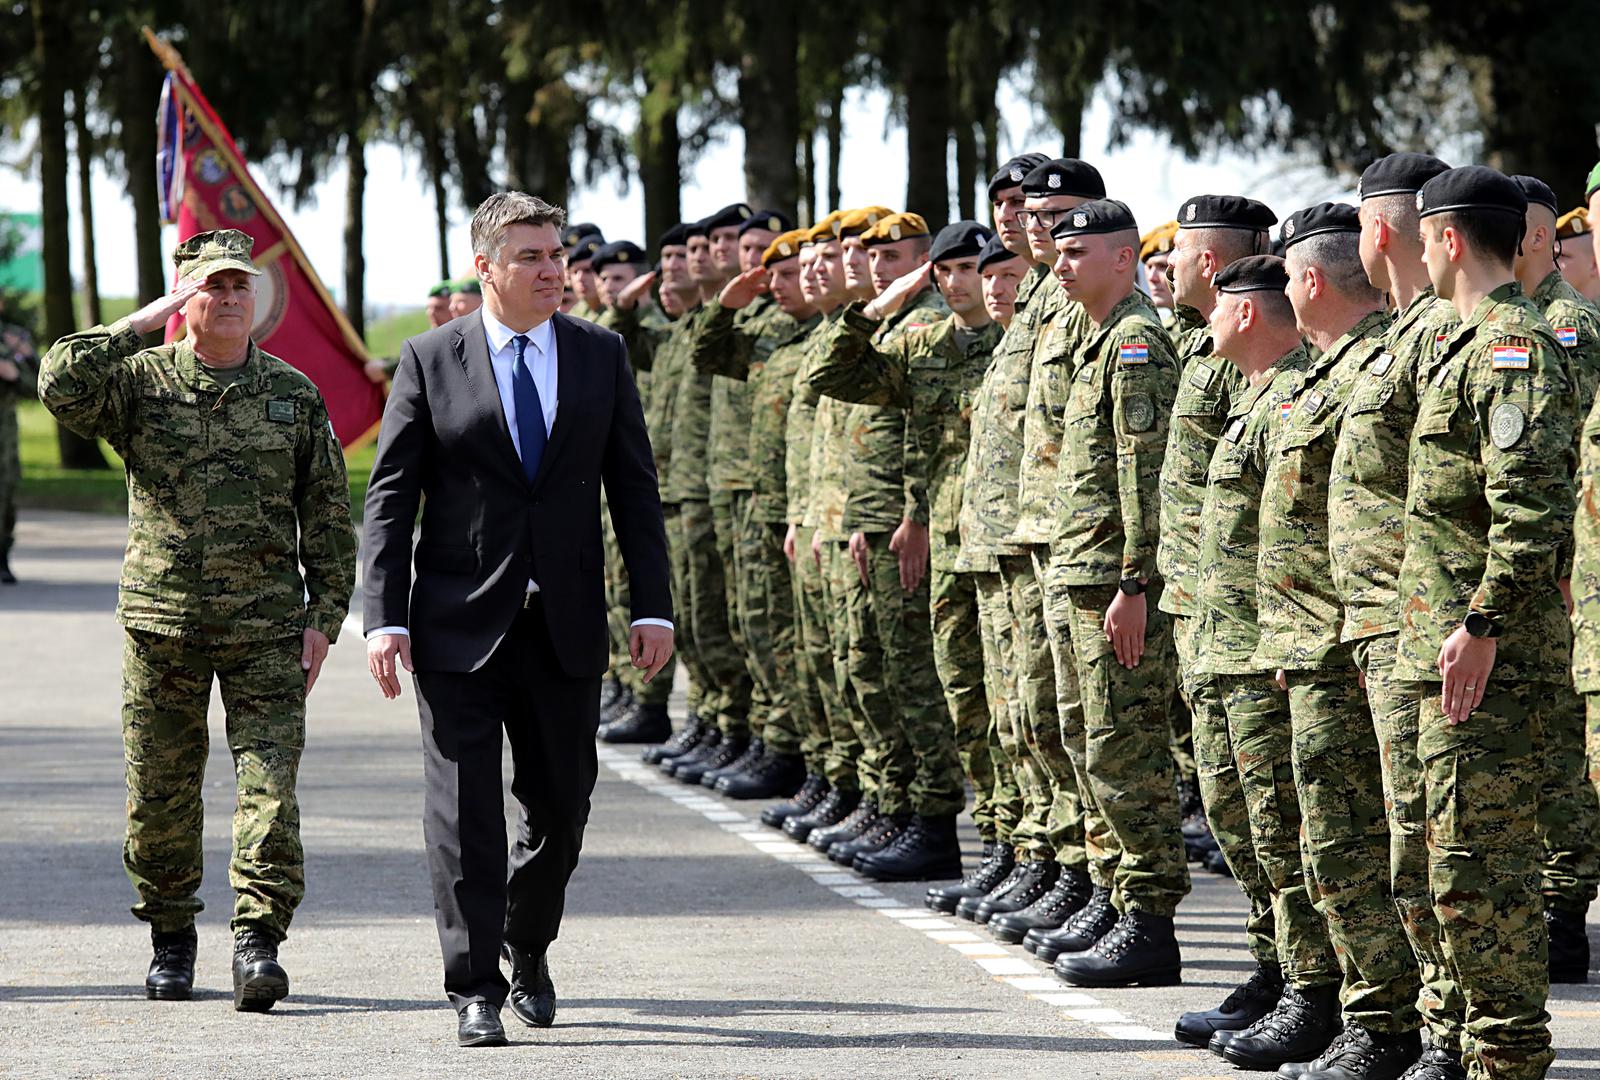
[172,229,260,281]
[1557,207,1590,239]
[861,211,931,246]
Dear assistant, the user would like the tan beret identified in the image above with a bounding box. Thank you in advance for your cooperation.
[762,229,811,267]
[861,211,930,246]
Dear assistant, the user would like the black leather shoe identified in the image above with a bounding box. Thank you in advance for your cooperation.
[1218,983,1341,1070]
[643,714,708,765]
[855,814,963,881]
[927,842,1014,913]
[785,786,860,841]
[956,862,1027,922]
[1175,961,1284,1047]
[832,811,911,866]
[701,737,765,788]
[992,866,1091,944]
[718,750,807,800]
[762,773,829,828]
[145,926,197,1001]
[676,735,747,785]
[1547,906,1591,983]
[1054,909,1181,987]
[974,859,1059,924]
[808,800,878,853]
[457,1001,508,1047]
[1395,1047,1466,1080]
[1033,885,1117,963]
[503,943,556,1028]
[599,703,672,744]
[1294,1024,1421,1080]
[660,728,720,774]
[231,927,289,1012]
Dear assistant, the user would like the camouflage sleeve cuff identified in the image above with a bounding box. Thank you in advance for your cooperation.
[842,304,883,335]
[105,318,143,354]
[307,609,344,644]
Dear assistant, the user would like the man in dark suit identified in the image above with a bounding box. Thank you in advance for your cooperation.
[362,192,674,1047]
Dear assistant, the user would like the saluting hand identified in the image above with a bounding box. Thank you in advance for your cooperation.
[719,267,770,310]
[863,262,933,321]
[616,270,658,312]
[129,274,206,336]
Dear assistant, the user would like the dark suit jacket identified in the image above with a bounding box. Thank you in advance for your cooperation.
[361,309,671,676]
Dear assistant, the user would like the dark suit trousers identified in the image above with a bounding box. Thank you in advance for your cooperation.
[414,598,600,1009]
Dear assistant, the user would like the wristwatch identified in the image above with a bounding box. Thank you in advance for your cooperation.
[1118,577,1147,596]
[1463,611,1502,639]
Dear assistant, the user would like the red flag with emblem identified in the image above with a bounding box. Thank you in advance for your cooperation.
[147,30,384,448]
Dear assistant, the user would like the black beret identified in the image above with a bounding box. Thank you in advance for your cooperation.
[988,153,1051,200]
[929,220,994,264]
[1280,202,1360,249]
[562,223,603,248]
[1049,198,1139,240]
[1511,175,1559,215]
[699,203,755,233]
[1178,194,1277,231]
[566,235,604,265]
[1358,152,1451,200]
[739,209,792,235]
[1020,158,1106,199]
[1417,166,1527,220]
[1213,254,1290,294]
[977,234,1022,273]
[592,240,646,271]
[657,223,690,249]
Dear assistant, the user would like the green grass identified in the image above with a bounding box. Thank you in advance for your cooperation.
[364,308,429,361]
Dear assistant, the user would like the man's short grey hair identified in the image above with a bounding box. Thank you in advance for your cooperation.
[1194,226,1269,266]
[1287,233,1383,303]
[470,192,567,260]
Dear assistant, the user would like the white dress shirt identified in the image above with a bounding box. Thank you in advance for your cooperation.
[367,307,671,639]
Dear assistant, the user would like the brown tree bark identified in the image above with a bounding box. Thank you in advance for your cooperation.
[71,89,102,328]
[825,89,843,214]
[638,85,682,256]
[111,20,166,307]
[737,7,800,218]
[343,133,366,339]
[903,2,953,228]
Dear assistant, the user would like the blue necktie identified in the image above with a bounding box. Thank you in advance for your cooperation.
[511,334,546,484]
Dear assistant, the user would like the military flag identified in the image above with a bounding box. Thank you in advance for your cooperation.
[147,30,384,447]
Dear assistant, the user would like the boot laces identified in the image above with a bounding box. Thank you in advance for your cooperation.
[1240,986,1310,1039]
[1219,965,1281,1012]
[1310,1024,1363,1067]
[1064,892,1112,935]
[1089,914,1136,958]
[234,930,276,964]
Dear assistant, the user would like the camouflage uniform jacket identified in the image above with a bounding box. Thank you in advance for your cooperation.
[954,263,1050,570]
[664,303,715,504]
[697,300,822,523]
[1048,290,1177,585]
[1395,283,1577,684]
[1192,345,1310,676]
[705,295,795,502]
[595,303,668,405]
[806,313,1001,572]
[1254,310,1392,671]
[1157,308,1246,617]
[1009,287,1088,545]
[612,304,684,500]
[1572,391,1600,691]
[794,310,843,529]
[1330,291,1458,643]
[40,320,356,643]
[1531,269,1600,418]
[566,299,599,323]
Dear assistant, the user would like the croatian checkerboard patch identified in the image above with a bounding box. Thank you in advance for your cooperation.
[1557,326,1579,347]
[1117,343,1149,365]
[1490,345,1530,370]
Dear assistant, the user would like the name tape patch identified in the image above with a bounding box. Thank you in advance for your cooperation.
[1117,343,1149,365]
[267,399,296,423]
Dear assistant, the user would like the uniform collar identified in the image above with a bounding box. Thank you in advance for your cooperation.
[176,337,270,395]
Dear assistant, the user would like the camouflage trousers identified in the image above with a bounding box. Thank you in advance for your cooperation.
[664,505,708,720]
[972,570,1026,846]
[1412,678,1555,1080]
[121,628,306,939]
[605,496,674,707]
[933,567,998,839]
[1054,575,1189,916]
[1358,634,1465,1052]
[732,497,803,757]
[1590,694,1600,820]
[1180,614,1277,967]
[1169,694,1197,786]
[822,538,880,797]
[1540,675,1600,913]
[1218,672,1340,989]
[847,531,963,817]
[1285,654,1422,1033]
[790,525,843,782]
[682,499,751,736]
[0,400,17,558]
[1000,553,1086,868]
[712,498,757,737]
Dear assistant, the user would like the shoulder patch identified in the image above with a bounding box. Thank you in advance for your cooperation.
[1117,342,1150,365]
[1490,401,1526,449]
[1490,344,1530,371]
[1189,362,1215,389]
[1123,392,1155,432]
[1557,326,1579,348]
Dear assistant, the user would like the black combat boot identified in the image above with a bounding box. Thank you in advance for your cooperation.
[809,800,879,853]
[1176,961,1284,1047]
[1178,776,1203,821]
[232,927,289,1012]
[699,737,764,788]
[927,842,1014,913]
[1054,909,1181,987]
[0,550,14,584]
[1285,1024,1421,1080]
[1546,906,1591,983]
[600,676,623,713]
[762,773,829,828]
[599,703,672,744]
[973,859,1058,924]
[675,734,746,785]
[855,814,963,881]
[956,862,1028,922]
[660,727,720,775]
[1217,983,1341,1070]
[1394,1047,1466,1080]
[1203,847,1234,877]
[784,786,860,841]
[643,713,708,765]
[600,685,636,726]
[992,865,1091,944]
[145,925,197,1001]
[830,811,912,866]
[1032,885,1118,963]
[718,749,806,800]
